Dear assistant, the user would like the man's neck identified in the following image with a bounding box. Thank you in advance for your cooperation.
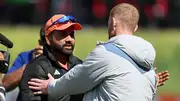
[53,52,69,70]
[116,31,133,36]
[115,27,133,35]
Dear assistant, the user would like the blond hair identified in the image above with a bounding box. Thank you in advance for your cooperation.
[110,3,139,31]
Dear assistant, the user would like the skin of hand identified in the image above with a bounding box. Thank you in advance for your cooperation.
[28,73,54,95]
[32,45,43,58]
[28,67,171,95]
[155,67,170,87]
[3,64,26,92]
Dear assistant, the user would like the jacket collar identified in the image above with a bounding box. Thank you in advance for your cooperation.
[43,44,74,70]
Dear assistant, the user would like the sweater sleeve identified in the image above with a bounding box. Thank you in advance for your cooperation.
[48,45,109,99]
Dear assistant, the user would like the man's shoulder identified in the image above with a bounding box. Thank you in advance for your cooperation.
[71,55,83,64]
[25,55,50,71]
[28,55,49,66]
[84,43,110,62]
[91,43,108,55]
[24,55,51,75]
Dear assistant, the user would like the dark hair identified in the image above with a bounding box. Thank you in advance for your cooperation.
[39,27,46,45]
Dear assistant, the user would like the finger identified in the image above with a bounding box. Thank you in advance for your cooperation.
[158,79,163,84]
[162,77,169,81]
[157,73,162,77]
[164,72,170,76]
[158,70,169,76]
[29,86,42,90]
[34,50,43,53]
[166,73,170,76]
[159,75,163,79]
[162,73,170,78]
[162,74,169,79]
[158,83,165,87]
[165,76,170,80]
[31,78,44,83]
[161,72,169,76]
[159,77,169,85]
[154,67,157,71]
[158,81,165,85]
[33,91,43,95]
[164,70,169,73]
[35,46,43,50]
[28,81,42,87]
[159,72,169,78]
[35,47,43,49]
[161,71,168,75]
[0,52,4,60]
[34,50,43,55]
[48,73,54,80]
[34,50,43,54]
[159,79,166,84]
[162,71,169,75]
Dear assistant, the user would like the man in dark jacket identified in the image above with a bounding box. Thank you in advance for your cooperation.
[18,14,84,101]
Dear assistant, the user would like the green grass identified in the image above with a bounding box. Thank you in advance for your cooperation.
[0,25,180,95]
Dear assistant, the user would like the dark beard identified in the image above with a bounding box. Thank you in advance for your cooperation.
[51,43,74,56]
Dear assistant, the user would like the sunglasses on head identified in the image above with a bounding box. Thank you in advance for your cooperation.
[47,15,77,30]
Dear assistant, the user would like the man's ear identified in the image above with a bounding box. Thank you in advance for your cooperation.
[134,25,138,32]
[112,17,117,28]
[45,35,51,45]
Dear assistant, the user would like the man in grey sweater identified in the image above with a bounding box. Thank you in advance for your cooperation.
[28,3,158,101]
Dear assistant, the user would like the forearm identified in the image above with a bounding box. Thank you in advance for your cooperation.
[48,64,89,98]
[3,66,25,92]
[48,62,106,97]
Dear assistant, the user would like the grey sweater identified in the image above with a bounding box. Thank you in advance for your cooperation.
[48,34,157,101]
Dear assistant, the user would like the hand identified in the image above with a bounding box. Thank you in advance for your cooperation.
[2,64,27,92]
[28,73,54,95]
[155,67,170,87]
[0,52,4,60]
[32,45,43,58]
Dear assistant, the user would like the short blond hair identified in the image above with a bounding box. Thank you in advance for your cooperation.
[110,3,139,31]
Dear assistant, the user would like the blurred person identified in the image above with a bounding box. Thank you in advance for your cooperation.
[18,14,84,101]
[0,52,6,101]
[3,37,43,92]
[2,28,44,101]
[0,32,15,101]
[0,74,5,101]
[0,33,15,101]
[28,3,168,101]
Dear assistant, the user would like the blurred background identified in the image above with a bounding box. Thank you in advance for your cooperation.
[0,0,180,101]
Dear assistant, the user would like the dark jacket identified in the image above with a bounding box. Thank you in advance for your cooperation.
[18,45,84,101]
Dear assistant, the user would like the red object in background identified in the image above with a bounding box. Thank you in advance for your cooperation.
[58,1,72,14]
[35,0,49,13]
[115,0,137,6]
[158,94,180,101]
[144,4,154,21]
[114,0,138,14]
[92,0,107,19]
[115,0,136,4]
[156,0,168,17]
